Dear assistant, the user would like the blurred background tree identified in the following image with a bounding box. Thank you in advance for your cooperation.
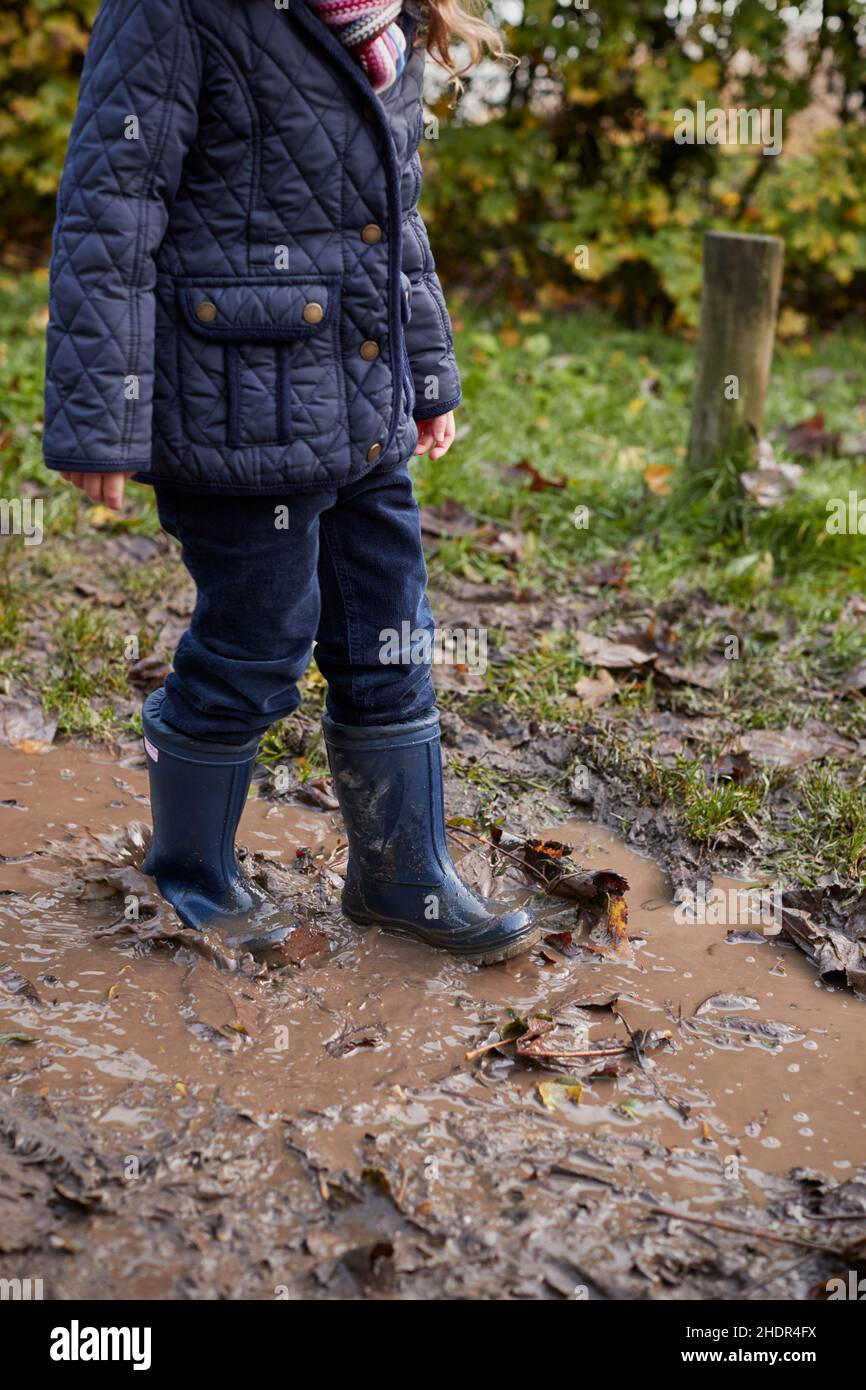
[425,0,866,326]
[1,0,864,324]
[0,1,97,257]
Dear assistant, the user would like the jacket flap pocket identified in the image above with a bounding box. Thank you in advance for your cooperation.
[177,278,338,342]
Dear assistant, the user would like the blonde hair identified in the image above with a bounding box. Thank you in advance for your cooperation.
[418,1,511,81]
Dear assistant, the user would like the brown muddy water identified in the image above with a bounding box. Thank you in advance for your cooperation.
[1,743,865,1301]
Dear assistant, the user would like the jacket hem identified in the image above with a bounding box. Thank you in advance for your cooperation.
[135,446,419,496]
[44,455,151,473]
[413,392,461,421]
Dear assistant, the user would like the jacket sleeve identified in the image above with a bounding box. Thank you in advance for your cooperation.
[401,189,462,421]
[43,0,201,474]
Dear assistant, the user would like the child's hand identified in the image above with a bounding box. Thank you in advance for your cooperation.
[414,410,455,461]
[60,471,136,512]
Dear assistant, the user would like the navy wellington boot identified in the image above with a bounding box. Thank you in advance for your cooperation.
[141,688,291,953]
[322,711,540,964]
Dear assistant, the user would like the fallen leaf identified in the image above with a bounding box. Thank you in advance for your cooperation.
[521,839,629,900]
[584,559,631,588]
[126,655,171,693]
[740,457,803,507]
[295,779,340,811]
[643,463,674,495]
[654,658,726,690]
[739,722,857,768]
[575,629,654,670]
[0,696,58,753]
[511,459,567,491]
[782,412,841,459]
[714,750,755,782]
[575,669,617,709]
[538,1078,582,1110]
[0,965,43,1007]
[88,504,127,528]
[603,893,630,950]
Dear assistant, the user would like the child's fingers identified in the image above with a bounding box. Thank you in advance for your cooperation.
[101,473,128,512]
[429,411,456,460]
[82,473,104,502]
[59,470,134,508]
[414,421,433,455]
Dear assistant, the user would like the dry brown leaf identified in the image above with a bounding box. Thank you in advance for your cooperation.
[575,629,654,670]
[574,669,617,709]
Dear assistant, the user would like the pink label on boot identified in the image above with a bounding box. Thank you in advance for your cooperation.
[143,737,159,762]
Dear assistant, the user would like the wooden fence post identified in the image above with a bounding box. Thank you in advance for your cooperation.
[687,231,784,471]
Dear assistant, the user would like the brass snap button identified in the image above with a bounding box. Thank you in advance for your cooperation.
[195,300,218,323]
[367,442,382,462]
[361,223,382,245]
[359,340,380,361]
[302,301,325,324]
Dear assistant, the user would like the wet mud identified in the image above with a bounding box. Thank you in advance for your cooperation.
[1,744,865,1300]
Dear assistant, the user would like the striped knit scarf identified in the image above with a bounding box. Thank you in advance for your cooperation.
[310,1,408,93]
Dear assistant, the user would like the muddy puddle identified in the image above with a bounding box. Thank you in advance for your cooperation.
[1,743,865,1300]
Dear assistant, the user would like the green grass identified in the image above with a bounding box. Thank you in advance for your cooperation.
[415,305,866,621]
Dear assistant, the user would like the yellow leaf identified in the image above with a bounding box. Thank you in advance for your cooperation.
[538,1079,583,1111]
[88,505,115,528]
[605,895,631,949]
[776,306,808,339]
[626,396,647,416]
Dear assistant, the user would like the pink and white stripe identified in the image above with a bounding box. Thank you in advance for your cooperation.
[311,0,408,93]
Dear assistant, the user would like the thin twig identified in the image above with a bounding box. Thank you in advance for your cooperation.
[446,825,596,898]
[644,1202,842,1256]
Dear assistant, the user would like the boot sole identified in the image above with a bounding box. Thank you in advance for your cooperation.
[343,909,542,965]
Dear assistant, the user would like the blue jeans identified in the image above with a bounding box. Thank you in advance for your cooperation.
[154,462,436,743]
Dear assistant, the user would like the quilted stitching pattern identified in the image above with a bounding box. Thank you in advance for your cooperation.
[43,0,460,495]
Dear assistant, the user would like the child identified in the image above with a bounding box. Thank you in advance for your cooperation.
[44,0,539,963]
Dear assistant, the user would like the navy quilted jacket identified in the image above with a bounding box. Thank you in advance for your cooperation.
[43,0,461,494]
